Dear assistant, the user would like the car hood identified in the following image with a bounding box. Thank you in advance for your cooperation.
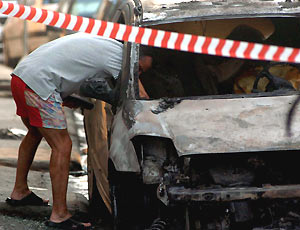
[125,94,300,156]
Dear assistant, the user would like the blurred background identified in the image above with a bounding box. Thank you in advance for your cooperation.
[0,0,113,68]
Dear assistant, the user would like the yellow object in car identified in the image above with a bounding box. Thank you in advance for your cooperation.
[234,65,300,94]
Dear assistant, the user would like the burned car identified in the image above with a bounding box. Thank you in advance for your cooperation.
[83,0,300,229]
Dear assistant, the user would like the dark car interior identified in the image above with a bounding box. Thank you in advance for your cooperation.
[138,17,300,100]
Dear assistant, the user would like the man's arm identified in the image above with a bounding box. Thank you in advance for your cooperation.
[79,78,118,106]
[138,79,149,99]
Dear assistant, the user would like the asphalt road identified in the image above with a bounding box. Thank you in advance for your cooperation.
[0,63,108,229]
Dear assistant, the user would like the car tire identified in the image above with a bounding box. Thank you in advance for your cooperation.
[88,169,112,227]
[110,181,121,230]
[109,162,147,230]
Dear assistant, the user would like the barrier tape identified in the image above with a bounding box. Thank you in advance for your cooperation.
[1,0,300,64]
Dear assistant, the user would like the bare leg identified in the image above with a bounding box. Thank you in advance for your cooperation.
[10,117,44,200]
[37,127,90,227]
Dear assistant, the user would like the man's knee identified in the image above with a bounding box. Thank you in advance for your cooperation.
[63,136,72,152]
[38,128,72,154]
[55,135,72,155]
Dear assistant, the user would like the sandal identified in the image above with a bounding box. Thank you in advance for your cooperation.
[6,192,49,206]
[45,217,92,229]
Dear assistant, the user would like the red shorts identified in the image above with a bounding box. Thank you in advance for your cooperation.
[10,75,67,129]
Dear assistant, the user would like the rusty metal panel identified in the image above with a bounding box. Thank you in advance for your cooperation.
[84,101,111,212]
[128,94,300,155]
[168,184,300,202]
[141,0,300,26]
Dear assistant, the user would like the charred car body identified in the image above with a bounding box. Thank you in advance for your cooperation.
[83,0,300,229]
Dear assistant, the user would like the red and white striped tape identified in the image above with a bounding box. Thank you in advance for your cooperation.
[1,0,300,63]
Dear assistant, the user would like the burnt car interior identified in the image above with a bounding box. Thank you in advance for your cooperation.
[138,17,300,100]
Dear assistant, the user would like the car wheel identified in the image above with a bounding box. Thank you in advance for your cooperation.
[110,182,121,230]
[88,169,112,227]
[109,163,147,230]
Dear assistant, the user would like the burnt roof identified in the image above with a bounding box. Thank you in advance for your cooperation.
[140,0,300,26]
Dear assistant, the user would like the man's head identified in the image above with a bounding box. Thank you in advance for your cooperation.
[139,45,155,75]
[139,55,153,75]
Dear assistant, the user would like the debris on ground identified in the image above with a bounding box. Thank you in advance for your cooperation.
[0,128,26,140]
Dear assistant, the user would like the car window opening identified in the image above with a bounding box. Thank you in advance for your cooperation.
[138,17,300,100]
[70,0,101,18]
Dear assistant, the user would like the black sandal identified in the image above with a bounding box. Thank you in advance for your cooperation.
[6,192,49,206]
[45,217,92,229]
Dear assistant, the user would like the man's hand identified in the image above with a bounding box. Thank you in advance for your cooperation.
[62,100,80,109]
[62,95,94,110]
[62,97,81,109]
[138,79,149,99]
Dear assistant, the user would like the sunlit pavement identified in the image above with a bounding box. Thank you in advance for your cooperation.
[0,165,89,216]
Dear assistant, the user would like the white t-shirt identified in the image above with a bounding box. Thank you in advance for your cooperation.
[13,33,123,102]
